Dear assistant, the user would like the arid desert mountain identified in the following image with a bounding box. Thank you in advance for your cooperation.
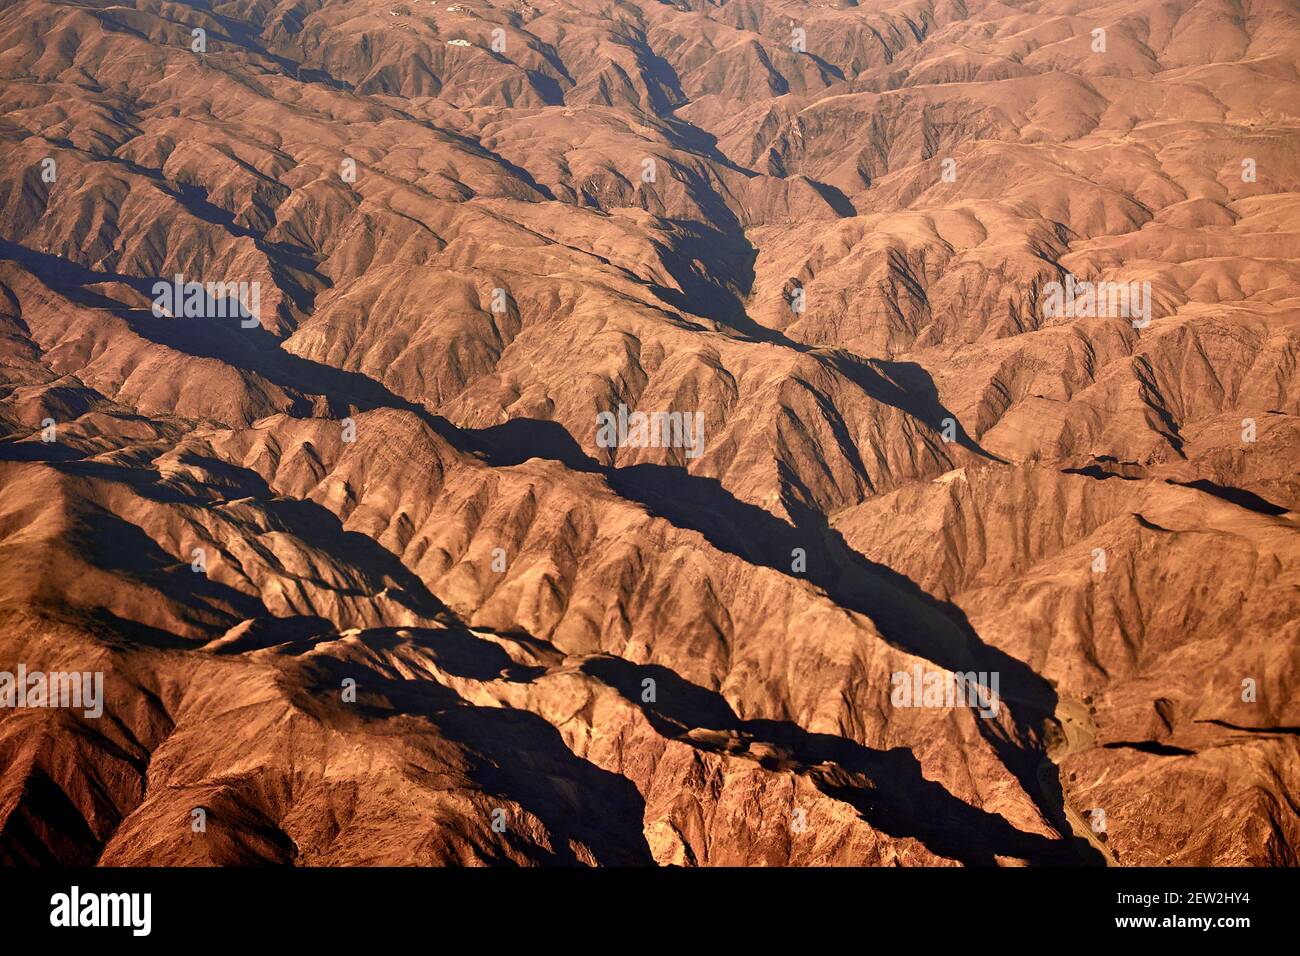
[0,0,1298,866]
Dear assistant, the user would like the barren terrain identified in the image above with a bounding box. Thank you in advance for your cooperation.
[1,0,1298,866]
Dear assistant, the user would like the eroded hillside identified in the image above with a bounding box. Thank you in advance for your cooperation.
[1,0,1298,866]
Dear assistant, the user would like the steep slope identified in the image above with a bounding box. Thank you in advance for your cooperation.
[0,0,1297,866]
